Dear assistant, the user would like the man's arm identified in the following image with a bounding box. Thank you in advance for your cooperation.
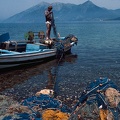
[45,10,52,17]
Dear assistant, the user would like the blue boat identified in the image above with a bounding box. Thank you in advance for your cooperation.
[0,32,78,69]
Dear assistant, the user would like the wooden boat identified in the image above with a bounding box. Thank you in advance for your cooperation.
[0,32,78,69]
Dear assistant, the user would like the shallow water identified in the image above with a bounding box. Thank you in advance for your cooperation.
[0,21,120,108]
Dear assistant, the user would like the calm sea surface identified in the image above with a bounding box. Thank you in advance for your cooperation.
[0,21,120,105]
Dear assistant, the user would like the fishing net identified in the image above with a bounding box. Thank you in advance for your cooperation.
[69,77,120,120]
[69,95,115,120]
[69,96,100,120]
[2,94,71,120]
[2,78,120,120]
[42,109,69,120]
[0,95,17,119]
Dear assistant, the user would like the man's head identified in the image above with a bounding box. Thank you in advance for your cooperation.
[48,5,52,11]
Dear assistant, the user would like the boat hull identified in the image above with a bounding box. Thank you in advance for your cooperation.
[0,50,56,69]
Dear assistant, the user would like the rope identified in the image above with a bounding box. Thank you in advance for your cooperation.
[45,12,64,97]
[51,12,59,40]
[45,45,64,97]
[53,50,64,96]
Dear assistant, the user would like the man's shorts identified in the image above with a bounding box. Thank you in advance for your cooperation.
[45,21,51,25]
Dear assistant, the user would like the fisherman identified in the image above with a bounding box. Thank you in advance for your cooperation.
[45,5,53,40]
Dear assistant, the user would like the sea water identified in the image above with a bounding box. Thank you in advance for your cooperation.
[0,21,120,104]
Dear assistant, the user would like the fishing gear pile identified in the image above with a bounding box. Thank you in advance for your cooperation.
[69,77,120,120]
[2,77,120,120]
[2,94,71,120]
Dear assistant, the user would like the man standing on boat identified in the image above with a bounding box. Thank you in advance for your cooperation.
[45,5,53,40]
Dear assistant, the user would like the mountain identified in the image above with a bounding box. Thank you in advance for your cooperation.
[110,17,120,20]
[3,2,49,23]
[3,1,120,23]
[0,19,3,22]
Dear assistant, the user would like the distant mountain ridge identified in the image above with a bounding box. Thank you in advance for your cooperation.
[3,1,120,23]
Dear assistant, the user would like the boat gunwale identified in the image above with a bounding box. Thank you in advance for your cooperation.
[0,49,56,58]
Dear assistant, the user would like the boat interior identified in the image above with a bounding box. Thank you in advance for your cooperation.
[0,31,54,54]
[0,31,78,55]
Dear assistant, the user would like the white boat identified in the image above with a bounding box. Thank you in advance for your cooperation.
[0,33,78,69]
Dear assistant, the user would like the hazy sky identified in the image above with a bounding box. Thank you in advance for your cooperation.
[0,0,120,20]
